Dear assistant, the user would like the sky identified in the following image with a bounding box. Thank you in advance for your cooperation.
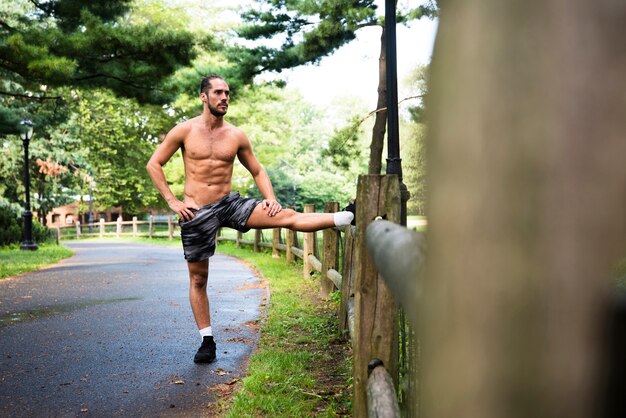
[282,18,438,108]
[208,0,439,111]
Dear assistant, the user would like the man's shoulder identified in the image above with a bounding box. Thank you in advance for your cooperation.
[169,118,195,137]
[223,121,247,140]
[179,117,202,131]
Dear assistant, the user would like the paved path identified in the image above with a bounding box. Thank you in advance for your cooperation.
[0,241,267,417]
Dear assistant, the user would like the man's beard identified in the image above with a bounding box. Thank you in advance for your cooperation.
[209,103,227,116]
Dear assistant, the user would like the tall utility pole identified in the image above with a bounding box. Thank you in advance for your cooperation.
[384,0,410,226]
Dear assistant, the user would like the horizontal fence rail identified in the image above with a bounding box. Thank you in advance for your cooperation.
[366,220,426,323]
[55,216,180,240]
[367,359,402,418]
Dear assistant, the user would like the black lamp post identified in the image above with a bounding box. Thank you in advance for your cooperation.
[88,180,94,233]
[19,118,38,251]
[385,0,410,226]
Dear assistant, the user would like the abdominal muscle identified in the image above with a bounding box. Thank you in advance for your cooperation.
[182,158,235,207]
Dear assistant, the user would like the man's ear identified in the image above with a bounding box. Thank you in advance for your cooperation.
[200,93,207,102]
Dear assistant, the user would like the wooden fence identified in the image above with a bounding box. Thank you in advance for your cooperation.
[55,174,418,417]
[55,215,179,240]
[217,174,414,417]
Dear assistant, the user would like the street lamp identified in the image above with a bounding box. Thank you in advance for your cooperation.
[19,118,38,251]
[385,0,410,226]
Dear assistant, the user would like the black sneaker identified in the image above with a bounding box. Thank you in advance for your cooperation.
[194,336,216,363]
[343,201,356,226]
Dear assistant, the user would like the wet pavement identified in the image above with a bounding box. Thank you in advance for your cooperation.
[0,241,267,417]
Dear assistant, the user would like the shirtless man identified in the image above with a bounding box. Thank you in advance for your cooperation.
[146,75,354,363]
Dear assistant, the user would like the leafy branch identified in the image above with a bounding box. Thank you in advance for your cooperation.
[323,93,426,169]
[0,90,63,101]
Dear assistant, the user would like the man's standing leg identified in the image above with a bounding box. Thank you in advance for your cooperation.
[187,259,216,363]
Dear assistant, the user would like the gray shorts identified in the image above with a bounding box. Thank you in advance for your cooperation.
[179,192,260,262]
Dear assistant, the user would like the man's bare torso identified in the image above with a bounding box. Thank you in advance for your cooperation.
[180,116,242,207]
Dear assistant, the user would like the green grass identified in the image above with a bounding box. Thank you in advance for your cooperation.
[614,257,626,292]
[407,215,428,232]
[0,243,74,279]
[217,242,352,417]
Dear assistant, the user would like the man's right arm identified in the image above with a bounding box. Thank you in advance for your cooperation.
[146,123,197,221]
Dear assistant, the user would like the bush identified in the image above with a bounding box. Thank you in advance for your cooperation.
[0,202,53,246]
[0,203,21,246]
[32,217,53,243]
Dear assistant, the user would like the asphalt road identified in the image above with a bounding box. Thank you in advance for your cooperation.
[0,241,267,417]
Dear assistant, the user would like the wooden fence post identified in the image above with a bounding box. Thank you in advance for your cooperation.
[286,229,295,262]
[303,204,315,278]
[149,215,154,238]
[99,218,105,238]
[352,174,401,418]
[132,216,138,237]
[254,229,261,252]
[167,214,173,240]
[321,202,340,298]
[116,216,122,238]
[76,221,81,239]
[236,231,242,248]
[272,228,281,259]
[56,226,61,242]
[340,225,356,333]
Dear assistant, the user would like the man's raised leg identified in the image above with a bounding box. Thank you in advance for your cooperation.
[187,259,216,363]
[245,205,353,231]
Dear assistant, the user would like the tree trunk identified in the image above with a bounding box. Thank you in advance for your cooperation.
[368,25,387,175]
[421,1,626,418]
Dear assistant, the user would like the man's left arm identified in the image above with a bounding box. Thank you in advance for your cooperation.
[237,133,282,217]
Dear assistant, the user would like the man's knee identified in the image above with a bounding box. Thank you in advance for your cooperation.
[188,262,208,289]
[282,208,297,218]
[190,272,208,289]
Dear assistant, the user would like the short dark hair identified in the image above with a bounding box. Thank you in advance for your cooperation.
[200,74,225,93]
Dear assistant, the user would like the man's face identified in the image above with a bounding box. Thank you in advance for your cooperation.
[201,79,230,117]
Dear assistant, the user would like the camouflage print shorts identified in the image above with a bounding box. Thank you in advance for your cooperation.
[179,192,260,262]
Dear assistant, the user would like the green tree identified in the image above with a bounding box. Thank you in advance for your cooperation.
[1,0,204,221]
[0,0,199,135]
[402,121,426,215]
[402,65,428,215]
[233,0,437,173]
[72,89,176,215]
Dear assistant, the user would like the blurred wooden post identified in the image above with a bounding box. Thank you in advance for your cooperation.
[352,174,400,418]
[76,221,81,239]
[321,202,340,298]
[99,218,105,238]
[116,216,122,238]
[56,226,61,242]
[132,216,138,237]
[272,228,281,258]
[286,229,295,262]
[148,215,154,238]
[167,214,173,240]
[422,2,626,417]
[236,231,242,248]
[254,229,261,252]
[303,204,315,278]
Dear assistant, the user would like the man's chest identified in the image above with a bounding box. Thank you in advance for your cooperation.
[184,135,238,163]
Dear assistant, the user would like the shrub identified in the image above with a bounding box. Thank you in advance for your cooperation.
[0,202,22,246]
[0,202,53,246]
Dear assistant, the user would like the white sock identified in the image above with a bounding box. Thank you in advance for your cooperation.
[199,326,212,339]
[333,211,354,227]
